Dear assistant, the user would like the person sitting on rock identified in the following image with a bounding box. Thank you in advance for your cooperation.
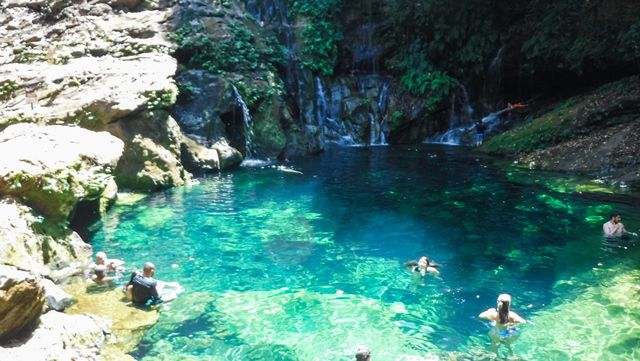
[603,212,638,237]
[125,262,182,306]
[405,256,441,276]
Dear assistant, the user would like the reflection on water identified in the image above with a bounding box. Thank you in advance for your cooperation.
[88,145,640,360]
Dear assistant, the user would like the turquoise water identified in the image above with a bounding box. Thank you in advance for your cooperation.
[89,145,640,361]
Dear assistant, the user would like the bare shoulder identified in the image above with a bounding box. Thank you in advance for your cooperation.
[479,308,497,320]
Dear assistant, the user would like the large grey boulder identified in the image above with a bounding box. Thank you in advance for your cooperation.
[0,124,124,222]
[107,111,191,190]
[180,134,220,173]
[0,311,109,360]
[0,199,92,281]
[0,265,45,340]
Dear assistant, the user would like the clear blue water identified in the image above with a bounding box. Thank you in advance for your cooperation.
[89,145,640,360]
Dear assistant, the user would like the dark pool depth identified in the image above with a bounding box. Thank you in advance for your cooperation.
[89,145,640,360]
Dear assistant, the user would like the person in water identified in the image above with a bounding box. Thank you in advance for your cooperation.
[125,262,182,306]
[91,251,125,273]
[355,346,371,361]
[405,256,441,276]
[90,265,120,286]
[475,120,487,147]
[479,294,526,355]
[603,212,638,237]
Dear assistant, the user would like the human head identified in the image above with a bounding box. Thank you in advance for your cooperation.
[355,346,371,361]
[143,262,156,277]
[94,265,106,280]
[95,252,107,265]
[418,256,429,268]
[497,294,511,324]
[610,212,621,224]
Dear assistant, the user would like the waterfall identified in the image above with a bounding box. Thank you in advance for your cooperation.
[425,82,475,145]
[485,46,505,108]
[231,84,254,158]
[369,82,389,145]
[315,77,328,129]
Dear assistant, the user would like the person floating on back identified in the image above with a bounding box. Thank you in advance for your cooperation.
[405,256,441,276]
[603,212,638,237]
[479,294,526,356]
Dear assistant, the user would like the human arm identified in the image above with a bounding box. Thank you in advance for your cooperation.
[479,308,497,321]
[509,311,526,324]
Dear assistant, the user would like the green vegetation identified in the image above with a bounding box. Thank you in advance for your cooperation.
[146,89,178,110]
[393,42,455,111]
[171,22,283,75]
[482,105,578,154]
[0,80,18,102]
[290,0,343,76]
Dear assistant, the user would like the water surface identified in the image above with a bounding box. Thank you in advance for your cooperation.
[90,145,640,360]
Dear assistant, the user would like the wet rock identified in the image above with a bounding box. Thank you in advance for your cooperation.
[0,124,124,222]
[0,199,92,281]
[0,311,109,360]
[212,140,243,169]
[180,134,220,173]
[63,280,160,359]
[0,265,45,340]
[41,278,73,311]
[107,111,192,190]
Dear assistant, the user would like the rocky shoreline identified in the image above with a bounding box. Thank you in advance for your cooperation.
[0,0,241,358]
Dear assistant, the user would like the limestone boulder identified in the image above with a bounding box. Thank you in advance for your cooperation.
[0,199,92,281]
[180,134,220,173]
[0,265,45,340]
[0,54,177,130]
[0,124,124,222]
[0,311,108,360]
[107,111,192,190]
[212,140,243,169]
[41,278,73,311]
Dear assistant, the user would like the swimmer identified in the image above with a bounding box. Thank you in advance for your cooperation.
[276,165,303,175]
[355,346,371,361]
[479,294,526,356]
[603,212,638,237]
[90,265,120,286]
[91,251,125,273]
[405,256,441,276]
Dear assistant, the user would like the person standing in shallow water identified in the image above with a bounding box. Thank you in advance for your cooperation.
[603,212,638,237]
[479,294,526,356]
[475,120,487,146]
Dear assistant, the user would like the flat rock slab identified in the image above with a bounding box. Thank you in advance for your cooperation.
[0,123,124,221]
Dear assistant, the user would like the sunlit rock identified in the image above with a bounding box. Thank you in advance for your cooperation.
[0,265,45,340]
[0,199,92,281]
[0,124,124,222]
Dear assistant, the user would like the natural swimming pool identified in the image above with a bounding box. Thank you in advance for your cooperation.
[88,145,640,360]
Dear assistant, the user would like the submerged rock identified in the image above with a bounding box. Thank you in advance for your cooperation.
[0,265,45,340]
[0,199,92,281]
[63,280,160,359]
[0,124,124,222]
